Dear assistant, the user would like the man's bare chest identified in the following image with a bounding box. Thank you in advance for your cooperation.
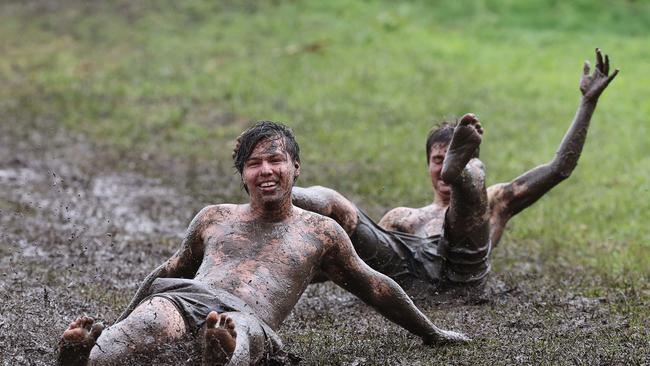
[202,224,322,265]
[412,207,446,237]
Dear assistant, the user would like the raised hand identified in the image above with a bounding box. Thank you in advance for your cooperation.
[580,48,619,101]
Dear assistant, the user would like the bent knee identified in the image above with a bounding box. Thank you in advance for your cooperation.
[129,297,186,337]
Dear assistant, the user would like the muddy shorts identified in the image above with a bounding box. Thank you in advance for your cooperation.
[350,210,490,288]
[141,278,283,357]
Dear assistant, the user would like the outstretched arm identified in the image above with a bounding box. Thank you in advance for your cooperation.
[321,221,469,345]
[488,48,619,244]
[115,207,208,322]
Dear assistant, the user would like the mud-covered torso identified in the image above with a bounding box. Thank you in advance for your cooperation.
[192,205,328,329]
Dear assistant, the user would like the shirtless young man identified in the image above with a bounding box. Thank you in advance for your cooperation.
[57,121,468,366]
[293,49,619,290]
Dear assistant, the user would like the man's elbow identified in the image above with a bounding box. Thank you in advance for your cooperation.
[554,166,575,181]
[549,158,577,182]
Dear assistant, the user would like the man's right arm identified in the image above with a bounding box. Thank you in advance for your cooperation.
[115,206,209,322]
[320,220,469,345]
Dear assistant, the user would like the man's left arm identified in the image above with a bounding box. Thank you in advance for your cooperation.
[320,221,469,345]
[488,49,619,230]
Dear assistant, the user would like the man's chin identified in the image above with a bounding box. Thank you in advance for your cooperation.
[437,188,451,202]
[258,192,286,207]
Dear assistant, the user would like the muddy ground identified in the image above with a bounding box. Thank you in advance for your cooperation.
[1,119,649,365]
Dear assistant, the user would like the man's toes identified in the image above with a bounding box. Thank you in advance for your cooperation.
[68,319,79,330]
[89,323,104,340]
[219,315,228,327]
[460,113,477,125]
[206,311,219,328]
[79,316,94,330]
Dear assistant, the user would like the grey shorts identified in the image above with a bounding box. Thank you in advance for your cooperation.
[350,210,490,288]
[141,278,283,356]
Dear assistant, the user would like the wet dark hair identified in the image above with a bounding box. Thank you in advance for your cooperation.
[425,121,455,164]
[232,120,300,176]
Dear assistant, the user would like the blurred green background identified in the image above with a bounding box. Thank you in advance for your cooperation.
[2,0,649,283]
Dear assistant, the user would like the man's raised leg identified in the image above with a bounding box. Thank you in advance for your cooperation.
[441,114,491,284]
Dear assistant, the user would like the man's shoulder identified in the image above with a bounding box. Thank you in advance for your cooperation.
[380,206,419,225]
[293,207,347,235]
[386,206,420,217]
[194,203,242,223]
[380,205,441,233]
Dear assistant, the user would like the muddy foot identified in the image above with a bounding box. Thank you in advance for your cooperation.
[57,316,104,366]
[441,113,483,184]
[202,311,237,366]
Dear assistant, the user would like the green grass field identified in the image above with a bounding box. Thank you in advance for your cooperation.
[2,0,649,298]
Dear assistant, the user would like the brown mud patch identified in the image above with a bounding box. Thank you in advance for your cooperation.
[1,120,648,365]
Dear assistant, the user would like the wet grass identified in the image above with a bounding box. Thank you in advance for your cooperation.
[1,0,650,364]
[1,118,649,364]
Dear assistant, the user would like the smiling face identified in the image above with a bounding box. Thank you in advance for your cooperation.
[242,136,300,209]
[428,142,451,205]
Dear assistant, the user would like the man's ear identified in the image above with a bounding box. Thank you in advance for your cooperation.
[293,161,301,180]
[241,177,250,195]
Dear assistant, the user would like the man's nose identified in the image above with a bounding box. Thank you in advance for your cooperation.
[260,161,273,175]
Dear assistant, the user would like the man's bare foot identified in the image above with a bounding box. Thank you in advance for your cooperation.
[441,113,483,184]
[202,311,237,366]
[57,316,104,366]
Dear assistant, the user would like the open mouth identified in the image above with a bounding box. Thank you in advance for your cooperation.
[258,181,278,190]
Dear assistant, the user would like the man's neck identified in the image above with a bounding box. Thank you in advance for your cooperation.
[433,193,450,208]
[249,198,294,223]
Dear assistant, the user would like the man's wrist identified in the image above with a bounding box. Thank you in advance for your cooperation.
[581,95,599,106]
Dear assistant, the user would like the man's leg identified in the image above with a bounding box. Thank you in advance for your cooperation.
[441,116,490,284]
[58,297,187,365]
[202,311,273,366]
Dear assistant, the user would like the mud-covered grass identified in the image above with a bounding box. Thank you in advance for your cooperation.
[2,1,650,364]
[2,120,649,365]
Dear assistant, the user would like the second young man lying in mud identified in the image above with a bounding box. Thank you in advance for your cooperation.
[57,122,468,366]
[293,49,619,291]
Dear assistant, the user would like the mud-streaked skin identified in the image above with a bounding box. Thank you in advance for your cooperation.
[58,135,468,365]
[293,48,619,272]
